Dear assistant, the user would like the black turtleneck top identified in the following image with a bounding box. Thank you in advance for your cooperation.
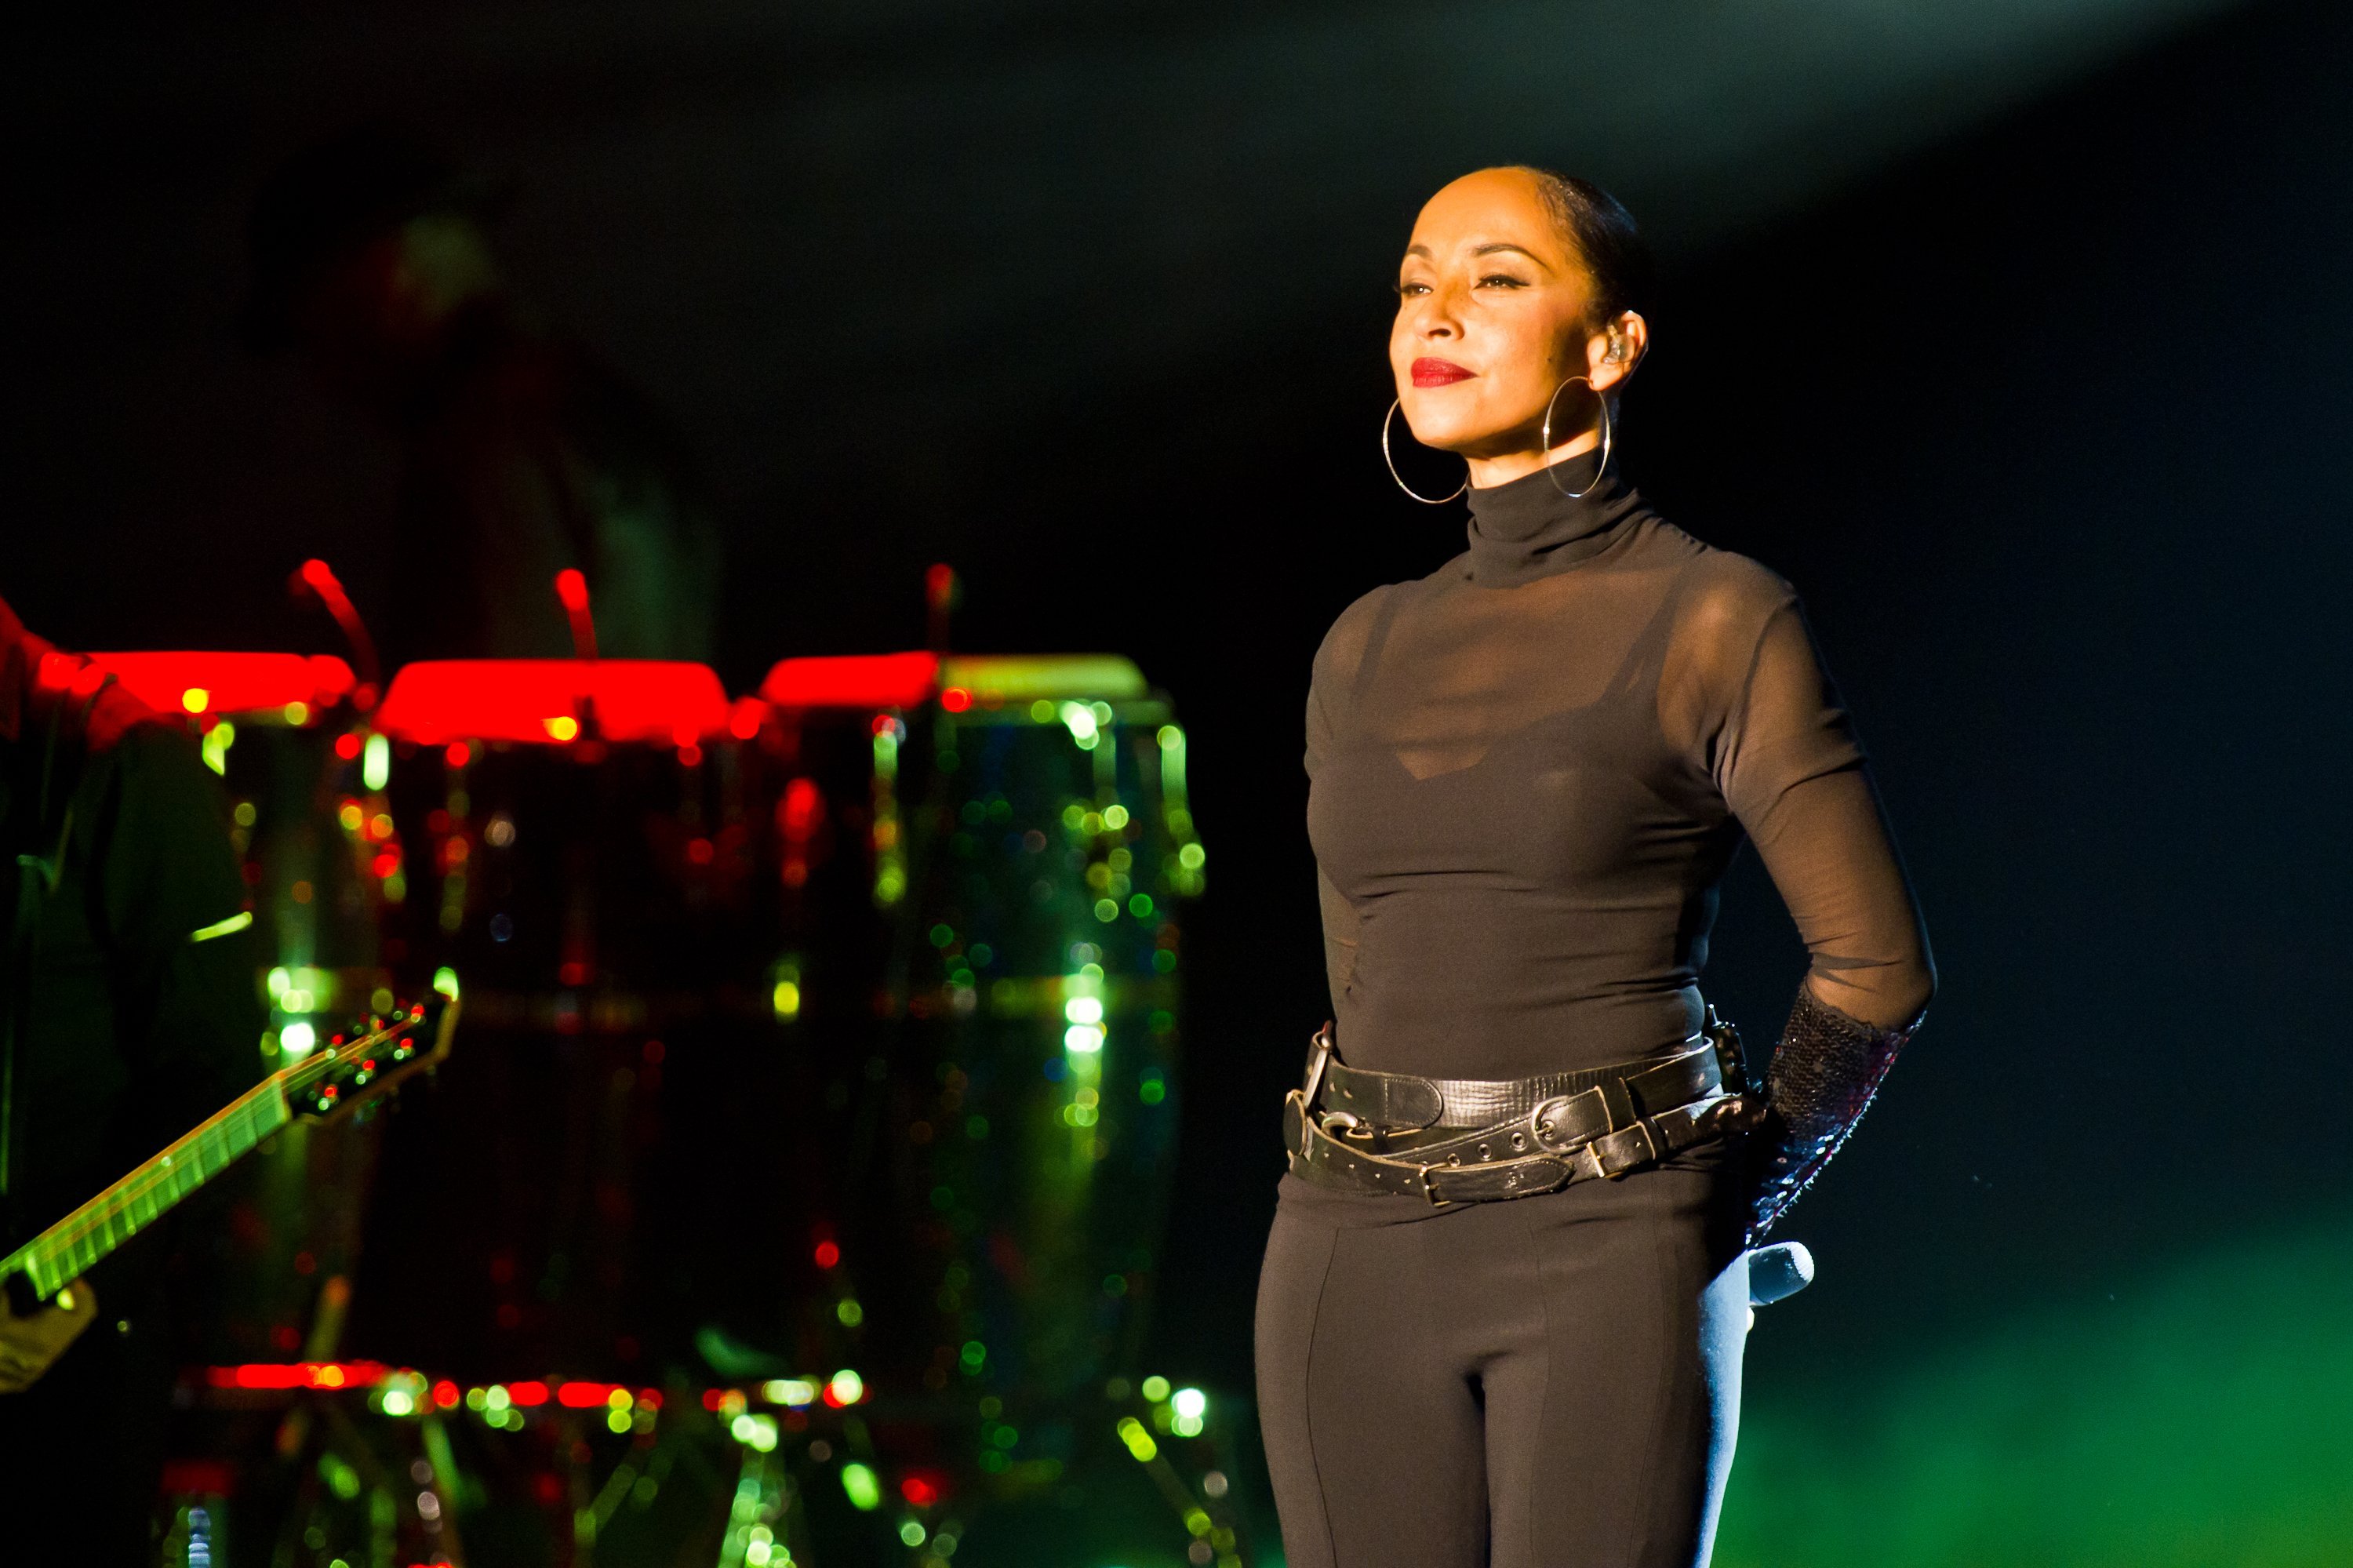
[1285,447,1932,1216]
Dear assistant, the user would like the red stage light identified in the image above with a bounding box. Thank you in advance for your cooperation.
[813,1240,841,1269]
[507,1380,550,1407]
[759,653,939,709]
[781,778,821,834]
[83,652,357,715]
[162,1459,238,1496]
[375,660,732,745]
[557,1381,618,1408]
[432,1381,460,1409]
[335,733,363,760]
[209,1361,391,1391]
[940,686,972,713]
[553,570,599,662]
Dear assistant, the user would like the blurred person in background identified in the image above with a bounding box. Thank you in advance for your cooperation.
[0,595,264,1560]
[245,122,722,667]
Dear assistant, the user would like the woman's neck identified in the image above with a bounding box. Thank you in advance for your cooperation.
[1460,441,1645,588]
[1464,428,1602,489]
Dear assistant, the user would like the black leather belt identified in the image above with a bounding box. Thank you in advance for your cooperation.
[1282,1017,1747,1207]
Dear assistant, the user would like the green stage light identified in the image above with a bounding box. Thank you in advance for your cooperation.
[1715,1218,2353,1567]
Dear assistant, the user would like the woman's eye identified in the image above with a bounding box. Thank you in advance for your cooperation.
[1477,274,1526,289]
[1395,280,1430,297]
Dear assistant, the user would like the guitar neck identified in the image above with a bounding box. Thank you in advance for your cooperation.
[0,1074,293,1301]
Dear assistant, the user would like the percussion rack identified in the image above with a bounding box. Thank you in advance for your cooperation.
[61,638,1252,1566]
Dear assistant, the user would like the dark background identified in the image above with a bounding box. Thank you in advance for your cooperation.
[6,0,2348,1474]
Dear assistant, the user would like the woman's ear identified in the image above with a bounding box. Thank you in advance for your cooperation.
[1587,310,1649,392]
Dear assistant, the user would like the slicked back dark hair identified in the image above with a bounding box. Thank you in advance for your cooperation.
[1511,166,1656,327]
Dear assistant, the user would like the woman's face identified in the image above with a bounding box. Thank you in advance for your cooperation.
[1390,169,1638,471]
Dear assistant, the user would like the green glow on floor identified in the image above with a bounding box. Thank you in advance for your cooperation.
[1715,1216,2353,1567]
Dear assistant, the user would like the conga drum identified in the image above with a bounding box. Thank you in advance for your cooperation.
[349,659,806,1381]
[756,651,1213,1562]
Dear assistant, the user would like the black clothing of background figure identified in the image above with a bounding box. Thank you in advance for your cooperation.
[247,123,722,666]
[1253,447,1934,1568]
[0,595,264,1563]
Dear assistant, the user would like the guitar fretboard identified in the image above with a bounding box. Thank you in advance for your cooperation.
[1,1076,292,1300]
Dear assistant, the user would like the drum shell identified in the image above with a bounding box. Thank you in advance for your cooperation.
[176,712,391,1366]
[787,693,1204,1417]
[345,734,821,1379]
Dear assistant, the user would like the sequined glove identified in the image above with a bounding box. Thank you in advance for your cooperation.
[1741,985,1922,1244]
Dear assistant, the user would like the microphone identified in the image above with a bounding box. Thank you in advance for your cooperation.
[1746,1241,1815,1308]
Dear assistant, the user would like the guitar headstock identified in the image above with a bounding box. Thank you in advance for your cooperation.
[282,985,460,1122]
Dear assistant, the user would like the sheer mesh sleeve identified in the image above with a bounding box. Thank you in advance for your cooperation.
[1704,582,1935,1030]
[1306,591,1391,1020]
[1306,658,1361,1015]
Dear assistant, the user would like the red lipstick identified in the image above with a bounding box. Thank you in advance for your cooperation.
[1411,357,1475,387]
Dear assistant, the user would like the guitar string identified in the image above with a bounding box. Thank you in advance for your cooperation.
[20,1024,407,1279]
[13,1014,425,1279]
[37,1015,417,1246]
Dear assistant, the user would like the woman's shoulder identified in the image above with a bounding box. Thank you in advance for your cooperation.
[1310,580,1405,687]
[1638,518,1802,634]
[1325,546,1470,626]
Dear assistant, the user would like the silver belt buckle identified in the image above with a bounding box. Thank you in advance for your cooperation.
[1297,1023,1336,1158]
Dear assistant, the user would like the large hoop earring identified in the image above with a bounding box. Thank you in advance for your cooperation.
[1539,376,1615,500]
[1381,398,1467,505]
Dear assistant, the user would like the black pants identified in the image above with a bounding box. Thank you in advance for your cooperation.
[1253,1159,1750,1568]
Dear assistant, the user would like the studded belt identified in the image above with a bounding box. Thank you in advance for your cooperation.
[1281,1014,1749,1207]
